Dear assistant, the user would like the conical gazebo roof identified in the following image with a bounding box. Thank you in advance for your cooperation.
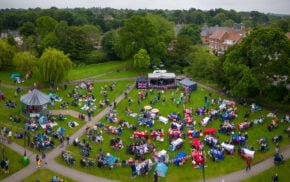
[20,89,50,106]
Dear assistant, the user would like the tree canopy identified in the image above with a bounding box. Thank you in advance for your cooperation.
[39,48,72,84]
[0,39,15,68]
[178,24,201,45]
[223,27,290,97]
[115,15,171,63]
[133,49,150,72]
[13,51,37,74]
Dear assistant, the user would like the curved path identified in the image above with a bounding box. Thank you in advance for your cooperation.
[1,77,289,182]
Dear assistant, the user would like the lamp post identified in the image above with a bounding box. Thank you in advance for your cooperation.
[201,151,205,182]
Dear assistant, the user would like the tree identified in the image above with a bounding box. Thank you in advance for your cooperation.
[36,16,58,37]
[101,30,119,59]
[134,49,150,72]
[178,24,201,45]
[60,26,94,60]
[115,16,167,63]
[40,32,60,50]
[186,46,217,80]
[19,22,36,37]
[13,52,37,74]
[39,48,72,84]
[0,39,15,68]
[145,14,175,43]
[81,24,102,47]
[223,27,290,98]
[166,35,192,70]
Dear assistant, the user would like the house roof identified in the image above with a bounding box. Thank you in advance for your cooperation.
[209,30,228,40]
[226,33,242,41]
[20,89,50,106]
[286,32,290,39]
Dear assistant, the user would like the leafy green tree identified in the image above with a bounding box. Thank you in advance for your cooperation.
[81,24,102,47]
[145,14,175,43]
[41,32,60,50]
[7,33,17,46]
[39,48,72,83]
[178,24,201,45]
[222,19,235,27]
[186,46,217,80]
[214,13,227,25]
[0,39,15,68]
[115,16,167,63]
[60,26,93,60]
[166,35,192,70]
[36,16,58,37]
[223,27,290,97]
[134,49,150,72]
[19,22,36,37]
[101,30,119,59]
[13,52,37,74]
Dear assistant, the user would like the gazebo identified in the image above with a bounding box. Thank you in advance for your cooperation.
[20,89,51,118]
[179,78,197,92]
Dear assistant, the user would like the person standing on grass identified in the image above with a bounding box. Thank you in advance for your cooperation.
[272,173,279,182]
[246,158,252,171]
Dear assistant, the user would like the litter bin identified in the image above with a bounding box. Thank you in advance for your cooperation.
[22,156,29,166]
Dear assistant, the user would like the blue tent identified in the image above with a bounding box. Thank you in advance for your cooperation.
[57,127,66,133]
[173,152,187,166]
[38,116,47,125]
[10,73,20,79]
[105,155,117,165]
[179,78,197,92]
[155,163,168,177]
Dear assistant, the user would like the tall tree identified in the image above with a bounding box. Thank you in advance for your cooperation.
[101,30,119,59]
[166,35,192,70]
[39,48,72,83]
[223,27,290,97]
[0,39,15,68]
[115,16,167,63]
[60,26,93,60]
[13,52,37,74]
[186,46,217,80]
[133,49,150,72]
[36,16,58,37]
[178,24,201,45]
[19,22,36,37]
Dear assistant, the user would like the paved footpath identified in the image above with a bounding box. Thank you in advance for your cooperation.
[1,85,133,182]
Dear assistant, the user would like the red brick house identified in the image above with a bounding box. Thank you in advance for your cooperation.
[208,30,244,55]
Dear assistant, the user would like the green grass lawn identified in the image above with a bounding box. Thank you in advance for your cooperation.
[68,60,132,81]
[95,68,140,80]
[0,60,132,87]
[0,144,25,180]
[243,159,290,182]
[43,80,133,116]
[21,168,76,182]
[56,86,290,182]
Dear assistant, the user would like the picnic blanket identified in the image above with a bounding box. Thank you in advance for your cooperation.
[68,121,79,128]
[40,122,58,129]
[155,163,168,177]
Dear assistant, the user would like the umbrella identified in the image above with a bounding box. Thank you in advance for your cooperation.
[144,105,152,110]
[10,73,20,79]
[151,108,159,114]
[155,163,168,177]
